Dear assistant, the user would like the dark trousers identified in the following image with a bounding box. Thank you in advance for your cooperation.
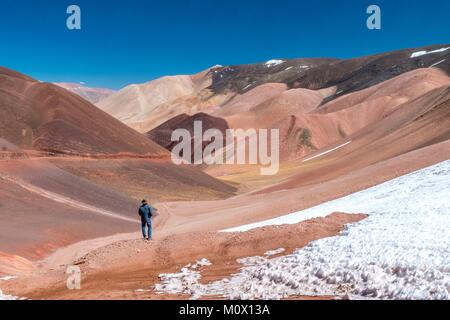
[141,219,152,239]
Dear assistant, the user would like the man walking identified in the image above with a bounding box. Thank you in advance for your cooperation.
[138,199,157,241]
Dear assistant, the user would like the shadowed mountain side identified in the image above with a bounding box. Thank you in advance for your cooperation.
[209,58,338,94]
[147,113,229,164]
[316,68,450,114]
[210,44,450,101]
[213,83,288,117]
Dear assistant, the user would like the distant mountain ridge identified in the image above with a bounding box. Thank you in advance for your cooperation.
[96,44,450,133]
[54,82,115,104]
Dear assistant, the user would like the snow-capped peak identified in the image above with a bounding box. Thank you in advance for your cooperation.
[410,47,449,58]
[265,59,285,67]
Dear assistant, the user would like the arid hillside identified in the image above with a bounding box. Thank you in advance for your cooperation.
[0,67,236,262]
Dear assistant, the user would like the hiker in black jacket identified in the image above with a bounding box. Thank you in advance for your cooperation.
[138,199,157,241]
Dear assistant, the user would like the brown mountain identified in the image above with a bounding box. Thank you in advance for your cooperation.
[97,44,450,136]
[147,112,229,163]
[0,67,166,156]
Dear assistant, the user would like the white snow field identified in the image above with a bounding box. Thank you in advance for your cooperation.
[155,160,450,300]
[154,259,212,298]
[0,276,19,300]
[0,289,18,300]
[301,141,352,164]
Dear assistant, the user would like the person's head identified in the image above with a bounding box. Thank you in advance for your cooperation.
[141,199,147,205]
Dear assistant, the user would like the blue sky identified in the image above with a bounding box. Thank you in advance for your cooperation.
[1,0,449,89]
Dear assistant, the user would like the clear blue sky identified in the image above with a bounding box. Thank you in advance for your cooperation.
[1,0,449,89]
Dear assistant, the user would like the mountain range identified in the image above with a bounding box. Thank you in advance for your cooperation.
[1,44,449,288]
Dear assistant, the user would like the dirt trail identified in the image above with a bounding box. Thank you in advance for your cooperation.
[33,209,170,270]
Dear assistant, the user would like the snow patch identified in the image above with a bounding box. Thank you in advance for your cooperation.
[135,289,152,293]
[411,47,449,58]
[265,60,285,67]
[285,65,309,71]
[157,160,450,300]
[154,259,212,299]
[0,289,18,300]
[265,248,286,257]
[429,59,446,68]
[155,255,288,300]
[242,84,253,91]
[187,258,212,269]
[0,276,20,300]
[302,141,352,163]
